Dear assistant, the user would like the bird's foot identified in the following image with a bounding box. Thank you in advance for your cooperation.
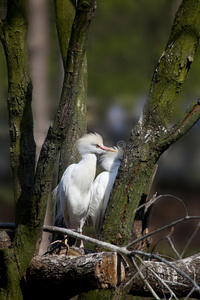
[44,235,69,255]
[80,240,84,248]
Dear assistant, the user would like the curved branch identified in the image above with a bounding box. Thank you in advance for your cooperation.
[159,99,200,150]
[142,0,200,131]
[126,215,200,250]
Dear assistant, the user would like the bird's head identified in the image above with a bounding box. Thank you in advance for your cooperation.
[76,133,116,156]
[99,146,124,171]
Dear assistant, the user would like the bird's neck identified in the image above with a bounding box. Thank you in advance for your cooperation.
[81,153,97,163]
[102,160,120,172]
[80,153,97,173]
[79,153,97,184]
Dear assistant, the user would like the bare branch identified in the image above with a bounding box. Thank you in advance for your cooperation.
[181,222,200,258]
[151,236,182,260]
[136,255,178,300]
[125,215,200,250]
[133,194,188,217]
[128,250,200,294]
[43,225,130,255]
[159,99,200,150]
[130,257,161,300]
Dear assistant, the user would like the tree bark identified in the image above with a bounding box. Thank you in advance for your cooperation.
[21,252,200,299]
[99,0,200,249]
[0,1,96,299]
[54,0,88,181]
[0,1,36,298]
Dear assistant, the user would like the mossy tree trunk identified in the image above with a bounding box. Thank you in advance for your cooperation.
[0,0,96,299]
[79,1,200,299]
[100,0,200,248]
[54,0,87,179]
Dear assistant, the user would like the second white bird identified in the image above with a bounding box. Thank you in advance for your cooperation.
[90,147,123,237]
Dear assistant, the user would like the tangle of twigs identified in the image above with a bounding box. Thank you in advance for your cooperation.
[1,195,200,299]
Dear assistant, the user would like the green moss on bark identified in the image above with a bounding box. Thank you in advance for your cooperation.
[0,0,96,299]
[99,0,200,248]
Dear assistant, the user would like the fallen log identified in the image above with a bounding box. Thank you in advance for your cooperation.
[22,252,200,299]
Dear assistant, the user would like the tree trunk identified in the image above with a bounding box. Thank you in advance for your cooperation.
[54,0,88,181]
[0,1,36,298]
[99,0,200,249]
[52,1,88,244]
[0,0,96,298]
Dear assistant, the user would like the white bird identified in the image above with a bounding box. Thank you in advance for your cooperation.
[54,133,115,247]
[90,146,123,237]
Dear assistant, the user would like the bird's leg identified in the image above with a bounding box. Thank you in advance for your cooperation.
[78,225,84,248]
[50,234,68,246]
[46,235,69,255]
[80,237,84,248]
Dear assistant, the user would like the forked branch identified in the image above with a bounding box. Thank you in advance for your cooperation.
[159,99,200,150]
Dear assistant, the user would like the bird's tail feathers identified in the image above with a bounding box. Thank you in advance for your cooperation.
[52,185,64,227]
[89,196,104,237]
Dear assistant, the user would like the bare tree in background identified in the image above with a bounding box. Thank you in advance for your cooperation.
[1,0,200,299]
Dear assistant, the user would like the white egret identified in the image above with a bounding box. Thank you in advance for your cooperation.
[90,146,123,237]
[54,133,115,247]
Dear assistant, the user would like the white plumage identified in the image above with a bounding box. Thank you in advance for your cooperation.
[90,147,123,237]
[54,133,115,247]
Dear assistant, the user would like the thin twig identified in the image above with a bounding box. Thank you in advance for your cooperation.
[184,287,196,300]
[130,256,161,299]
[128,250,200,294]
[132,194,188,217]
[125,215,200,250]
[167,237,182,260]
[151,236,182,260]
[136,255,178,300]
[181,222,200,258]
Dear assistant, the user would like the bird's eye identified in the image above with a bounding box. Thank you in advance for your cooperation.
[96,144,100,148]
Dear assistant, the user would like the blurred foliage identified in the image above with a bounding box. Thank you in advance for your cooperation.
[1,0,200,114]
[87,0,200,117]
[87,1,177,106]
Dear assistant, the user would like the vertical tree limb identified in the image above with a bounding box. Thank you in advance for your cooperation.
[0,0,36,221]
[0,0,96,298]
[54,0,88,181]
[0,1,36,297]
[99,0,200,248]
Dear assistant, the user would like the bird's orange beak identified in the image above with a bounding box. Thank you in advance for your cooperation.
[99,145,116,152]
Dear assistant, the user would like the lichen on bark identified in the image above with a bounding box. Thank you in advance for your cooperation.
[0,0,96,299]
[99,0,200,249]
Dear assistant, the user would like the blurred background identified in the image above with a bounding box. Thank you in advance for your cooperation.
[1,0,200,257]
